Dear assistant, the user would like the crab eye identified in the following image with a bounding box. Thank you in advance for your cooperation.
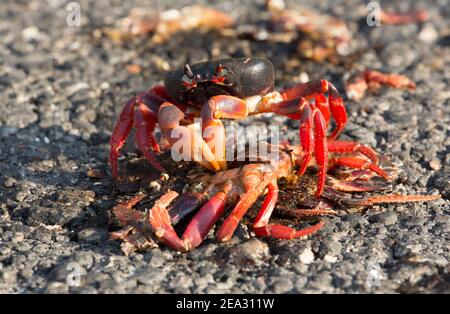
[182,77,197,89]
[182,64,197,89]
[214,65,228,77]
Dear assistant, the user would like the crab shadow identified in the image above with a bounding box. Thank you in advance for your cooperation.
[0,124,153,245]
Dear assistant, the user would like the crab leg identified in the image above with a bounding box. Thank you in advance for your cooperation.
[252,181,326,239]
[256,220,326,239]
[260,96,328,196]
[110,85,175,176]
[216,188,262,242]
[346,70,416,101]
[261,97,316,175]
[329,156,390,179]
[110,92,165,176]
[216,166,275,242]
[280,79,328,101]
[315,94,331,124]
[326,176,391,192]
[358,194,440,206]
[134,103,164,171]
[181,191,229,250]
[110,98,135,177]
[298,103,314,175]
[279,80,348,141]
[312,110,328,197]
[149,190,229,251]
[326,83,348,141]
[328,140,379,164]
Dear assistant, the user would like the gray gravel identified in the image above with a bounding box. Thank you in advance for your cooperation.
[0,0,449,293]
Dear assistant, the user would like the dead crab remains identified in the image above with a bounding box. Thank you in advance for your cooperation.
[109,57,439,253]
[110,143,439,253]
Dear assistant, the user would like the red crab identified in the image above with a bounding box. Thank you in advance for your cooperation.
[346,70,416,101]
[110,142,440,252]
[110,57,381,197]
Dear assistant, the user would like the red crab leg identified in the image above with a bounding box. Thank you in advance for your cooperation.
[181,191,228,250]
[215,189,262,242]
[313,111,328,197]
[256,220,326,239]
[215,172,274,242]
[148,190,229,251]
[147,190,185,251]
[315,93,331,125]
[380,9,428,25]
[330,156,390,179]
[327,83,347,141]
[346,70,416,101]
[252,181,326,239]
[279,80,348,141]
[259,97,328,196]
[135,103,165,172]
[298,103,313,175]
[110,98,136,177]
[252,181,279,229]
[364,70,416,90]
[328,140,379,164]
[280,79,328,101]
[110,86,173,177]
[296,102,329,197]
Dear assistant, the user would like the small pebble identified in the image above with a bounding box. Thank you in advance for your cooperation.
[323,255,337,263]
[22,26,44,42]
[429,158,441,171]
[87,169,103,179]
[4,177,17,188]
[298,246,315,264]
[77,228,107,243]
[369,212,398,226]
[126,64,142,74]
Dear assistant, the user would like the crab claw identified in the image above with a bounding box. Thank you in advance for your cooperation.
[110,88,169,177]
[149,190,229,251]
